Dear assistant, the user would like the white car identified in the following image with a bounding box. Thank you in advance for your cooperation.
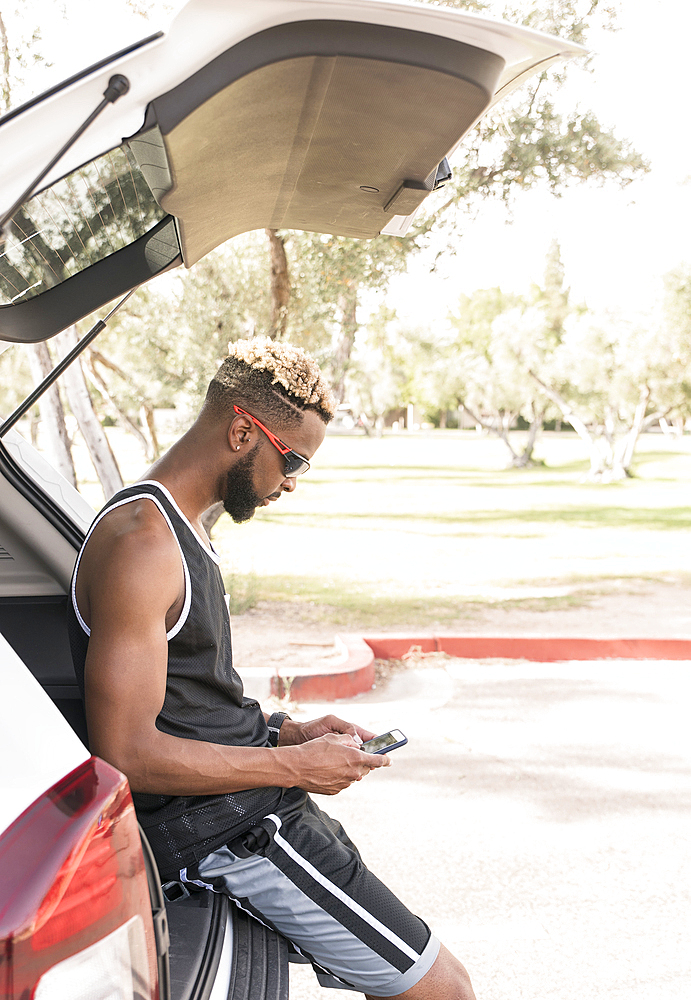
[0,2,582,998]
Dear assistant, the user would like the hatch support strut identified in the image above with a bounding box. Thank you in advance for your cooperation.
[0,288,137,438]
[0,74,130,240]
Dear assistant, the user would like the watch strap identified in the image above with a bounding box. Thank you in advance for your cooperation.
[267,711,290,747]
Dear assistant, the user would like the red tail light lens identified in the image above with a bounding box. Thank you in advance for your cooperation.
[0,756,158,999]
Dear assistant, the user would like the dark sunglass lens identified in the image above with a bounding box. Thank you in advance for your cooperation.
[284,452,310,477]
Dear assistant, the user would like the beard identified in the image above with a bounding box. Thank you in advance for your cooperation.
[223,443,263,523]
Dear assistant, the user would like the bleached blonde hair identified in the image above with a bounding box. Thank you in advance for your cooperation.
[204,338,336,427]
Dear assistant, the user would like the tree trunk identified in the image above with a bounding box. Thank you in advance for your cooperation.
[57,327,123,499]
[82,351,151,459]
[460,401,521,465]
[615,389,668,479]
[528,370,604,478]
[265,229,291,340]
[25,343,77,487]
[332,282,358,404]
[140,403,160,461]
[511,404,545,468]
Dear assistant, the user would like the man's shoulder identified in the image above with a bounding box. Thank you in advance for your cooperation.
[85,492,181,573]
[74,490,185,626]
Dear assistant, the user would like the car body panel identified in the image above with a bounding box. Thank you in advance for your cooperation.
[2,428,95,533]
[0,0,584,224]
[0,431,93,594]
[0,630,89,838]
[0,0,586,345]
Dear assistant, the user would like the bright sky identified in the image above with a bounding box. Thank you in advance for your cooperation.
[9,0,691,327]
[395,0,691,325]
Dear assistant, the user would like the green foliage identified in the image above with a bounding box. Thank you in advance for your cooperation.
[445,249,567,427]
[533,238,573,341]
[656,266,691,414]
[439,242,691,478]
[407,0,647,248]
[344,305,411,425]
[223,571,258,615]
[431,0,620,43]
[91,232,273,422]
[0,343,33,419]
[0,5,46,112]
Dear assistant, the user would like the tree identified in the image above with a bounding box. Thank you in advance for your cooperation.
[94,232,273,431]
[278,231,417,402]
[444,271,562,467]
[425,0,645,211]
[24,342,77,486]
[0,9,79,483]
[345,306,412,434]
[529,312,671,480]
[658,265,691,426]
[56,327,123,497]
[451,298,554,466]
[524,262,691,480]
[265,229,291,340]
[446,244,685,480]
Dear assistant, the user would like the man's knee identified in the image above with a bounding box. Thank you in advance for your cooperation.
[366,943,477,1000]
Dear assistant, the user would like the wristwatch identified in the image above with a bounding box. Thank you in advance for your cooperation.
[266,711,291,747]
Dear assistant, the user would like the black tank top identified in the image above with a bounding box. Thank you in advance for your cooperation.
[67,480,282,879]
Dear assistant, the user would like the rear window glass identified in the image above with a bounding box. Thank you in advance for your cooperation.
[0,145,166,306]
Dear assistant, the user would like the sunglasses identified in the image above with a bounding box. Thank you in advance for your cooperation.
[233,405,311,477]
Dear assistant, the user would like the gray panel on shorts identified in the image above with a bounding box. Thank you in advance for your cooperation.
[193,844,440,996]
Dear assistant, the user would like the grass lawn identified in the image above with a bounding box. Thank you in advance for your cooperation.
[54,422,691,629]
[203,429,691,628]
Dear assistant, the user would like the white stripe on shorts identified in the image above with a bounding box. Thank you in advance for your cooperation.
[265,813,421,964]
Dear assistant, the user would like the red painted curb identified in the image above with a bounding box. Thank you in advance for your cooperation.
[268,634,691,703]
[270,635,375,702]
[361,635,691,663]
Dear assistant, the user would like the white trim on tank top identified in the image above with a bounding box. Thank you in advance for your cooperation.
[71,492,192,642]
[138,480,221,564]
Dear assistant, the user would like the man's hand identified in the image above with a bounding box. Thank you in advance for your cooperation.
[279,714,376,747]
[283,732,390,795]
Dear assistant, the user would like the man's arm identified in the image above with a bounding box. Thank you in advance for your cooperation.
[80,504,388,797]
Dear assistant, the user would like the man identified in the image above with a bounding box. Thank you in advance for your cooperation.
[68,338,476,1000]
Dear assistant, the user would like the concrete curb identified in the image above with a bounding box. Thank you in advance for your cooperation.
[267,634,691,702]
[270,635,375,702]
[362,634,691,663]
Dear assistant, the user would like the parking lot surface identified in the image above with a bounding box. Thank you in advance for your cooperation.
[286,656,690,999]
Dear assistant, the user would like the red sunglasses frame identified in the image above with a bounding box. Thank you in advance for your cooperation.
[232,404,310,476]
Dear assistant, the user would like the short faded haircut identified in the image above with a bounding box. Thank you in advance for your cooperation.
[204,338,336,428]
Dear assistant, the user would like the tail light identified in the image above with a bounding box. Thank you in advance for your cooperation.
[0,756,159,1000]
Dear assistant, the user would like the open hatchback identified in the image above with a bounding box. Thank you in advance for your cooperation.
[0,0,584,344]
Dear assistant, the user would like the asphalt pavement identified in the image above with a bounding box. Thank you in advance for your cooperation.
[283,656,691,1000]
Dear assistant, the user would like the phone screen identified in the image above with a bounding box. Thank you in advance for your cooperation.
[362,732,399,753]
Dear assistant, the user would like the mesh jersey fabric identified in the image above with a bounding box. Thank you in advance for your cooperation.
[66,480,282,879]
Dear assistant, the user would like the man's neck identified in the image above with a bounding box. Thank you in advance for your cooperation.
[140,426,222,526]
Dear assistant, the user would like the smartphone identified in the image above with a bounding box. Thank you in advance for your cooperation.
[361,729,408,754]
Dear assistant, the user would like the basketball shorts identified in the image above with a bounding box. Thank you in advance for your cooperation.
[181,788,440,996]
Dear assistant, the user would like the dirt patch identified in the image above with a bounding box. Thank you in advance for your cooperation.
[231,578,691,671]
